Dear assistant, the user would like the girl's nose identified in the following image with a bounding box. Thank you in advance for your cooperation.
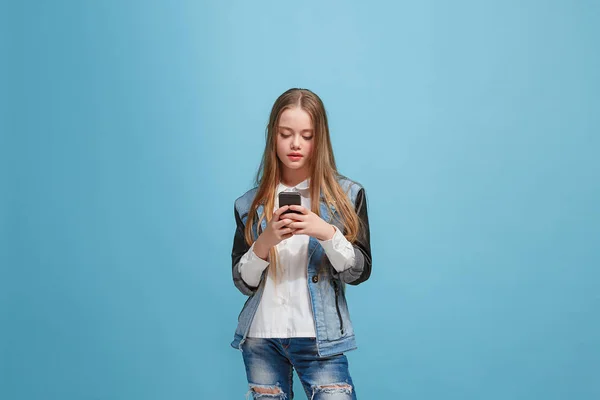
[291,134,301,148]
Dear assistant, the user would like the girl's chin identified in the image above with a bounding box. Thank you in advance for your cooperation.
[280,160,307,170]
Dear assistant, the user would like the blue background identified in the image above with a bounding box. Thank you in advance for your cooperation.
[3,1,599,399]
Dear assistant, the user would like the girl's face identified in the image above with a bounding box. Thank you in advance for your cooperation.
[276,107,314,174]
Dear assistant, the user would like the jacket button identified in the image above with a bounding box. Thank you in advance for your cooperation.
[312,275,318,283]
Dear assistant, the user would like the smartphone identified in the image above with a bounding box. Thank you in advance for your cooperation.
[279,191,301,215]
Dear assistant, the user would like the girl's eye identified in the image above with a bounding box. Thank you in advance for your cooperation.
[279,133,291,138]
[303,135,313,140]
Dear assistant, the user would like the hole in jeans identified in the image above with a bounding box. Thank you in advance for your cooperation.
[247,383,287,399]
[310,383,353,399]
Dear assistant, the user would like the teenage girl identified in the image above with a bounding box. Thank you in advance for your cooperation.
[230,88,372,399]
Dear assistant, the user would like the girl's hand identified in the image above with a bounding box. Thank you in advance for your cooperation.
[286,205,336,241]
[253,205,293,260]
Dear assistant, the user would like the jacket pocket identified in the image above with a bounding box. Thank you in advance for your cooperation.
[332,280,344,335]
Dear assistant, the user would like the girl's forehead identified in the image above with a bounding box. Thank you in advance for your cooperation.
[279,108,313,130]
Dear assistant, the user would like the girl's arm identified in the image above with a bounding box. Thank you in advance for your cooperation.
[231,206,268,296]
[318,225,356,273]
[330,187,372,285]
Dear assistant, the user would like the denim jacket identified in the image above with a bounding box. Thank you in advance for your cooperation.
[230,176,372,357]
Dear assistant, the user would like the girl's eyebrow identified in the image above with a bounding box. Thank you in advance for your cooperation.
[278,126,314,133]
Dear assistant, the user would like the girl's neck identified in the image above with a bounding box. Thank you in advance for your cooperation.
[280,168,310,188]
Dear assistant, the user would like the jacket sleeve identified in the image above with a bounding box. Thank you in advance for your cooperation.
[318,225,356,272]
[333,187,372,285]
[231,204,262,296]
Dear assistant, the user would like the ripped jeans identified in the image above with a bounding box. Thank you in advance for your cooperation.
[241,337,357,399]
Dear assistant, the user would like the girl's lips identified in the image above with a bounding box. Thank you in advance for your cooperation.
[288,154,303,160]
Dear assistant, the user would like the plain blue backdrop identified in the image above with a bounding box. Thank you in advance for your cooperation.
[3,1,599,399]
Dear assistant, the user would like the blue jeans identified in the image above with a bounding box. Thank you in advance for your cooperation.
[241,337,357,399]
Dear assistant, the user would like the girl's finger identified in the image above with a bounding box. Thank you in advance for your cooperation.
[273,219,282,228]
[289,222,305,230]
[273,206,290,220]
[274,219,292,229]
[285,213,304,221]
[280,228,293,235]
[289,205,309,215]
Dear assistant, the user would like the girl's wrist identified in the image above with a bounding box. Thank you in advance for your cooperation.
[253,236,270,260]
[318,224,336,241]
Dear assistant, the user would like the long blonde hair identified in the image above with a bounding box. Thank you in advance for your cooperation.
[244,88,360,282]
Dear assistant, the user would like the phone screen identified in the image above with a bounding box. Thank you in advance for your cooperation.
[279,191,301,214]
